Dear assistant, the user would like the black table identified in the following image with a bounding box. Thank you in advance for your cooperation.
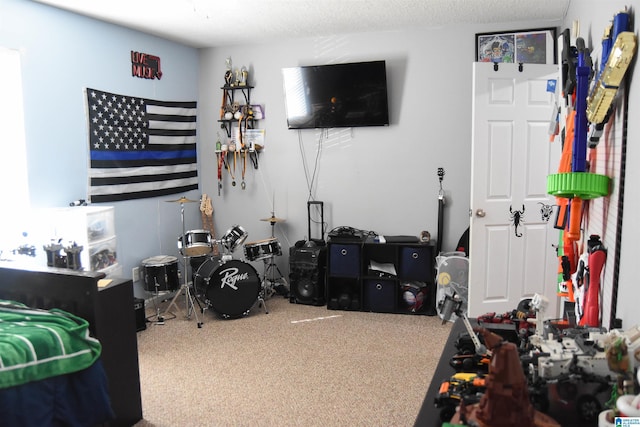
[413,318,605,426]
[414,317,467,426]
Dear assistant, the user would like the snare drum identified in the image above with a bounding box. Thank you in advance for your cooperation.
[142,255,179,292]
[220,225,248,253]
[244,238,282,261]
[178,229,213,257]
[194,259,260,319]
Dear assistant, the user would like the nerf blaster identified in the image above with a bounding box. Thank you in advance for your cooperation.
[579,235,607,327]
[588,10,636,145]
[561,28,578,107]
[549,37,609,298]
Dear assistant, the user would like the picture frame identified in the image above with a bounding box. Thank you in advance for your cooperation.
[476,28,556,64]
[250,104,264,120]
[243,128,265,150]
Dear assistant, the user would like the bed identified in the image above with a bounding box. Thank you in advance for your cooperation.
[0,261,142,426]
[0,299,114,426]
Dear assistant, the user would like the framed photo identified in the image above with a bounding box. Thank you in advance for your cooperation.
[244,128,265,150]
[250,104,264,120]
[476,28,556,64]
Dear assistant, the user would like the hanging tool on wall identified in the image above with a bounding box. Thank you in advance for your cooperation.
[224,150,236,187]
[216,133,223,195]
[436,167,446,255]
[238,107,253,190]
[217,152,224,195]
[230,139,237,187]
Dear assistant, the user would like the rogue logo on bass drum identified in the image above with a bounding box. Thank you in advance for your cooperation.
[218,267,249,291]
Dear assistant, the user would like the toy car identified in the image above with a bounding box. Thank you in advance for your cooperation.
[434,372,486,421]
[449,350,491,373]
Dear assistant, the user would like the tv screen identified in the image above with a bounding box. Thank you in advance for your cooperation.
[282,60,390,129]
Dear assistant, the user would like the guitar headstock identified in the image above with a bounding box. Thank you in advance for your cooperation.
[200,194,213,216]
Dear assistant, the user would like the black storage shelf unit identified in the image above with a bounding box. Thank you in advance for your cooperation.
[326,238,436,315]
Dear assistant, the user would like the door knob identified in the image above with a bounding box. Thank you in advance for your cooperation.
[475,209,486,217]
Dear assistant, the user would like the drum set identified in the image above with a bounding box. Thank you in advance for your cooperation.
[141,197,287,326]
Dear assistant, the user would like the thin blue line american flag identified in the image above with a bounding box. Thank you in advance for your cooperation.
[86,88,198,203]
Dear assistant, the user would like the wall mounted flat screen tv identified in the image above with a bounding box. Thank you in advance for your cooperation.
[282,60,389,129]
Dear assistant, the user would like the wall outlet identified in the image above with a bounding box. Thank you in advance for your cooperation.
[132,266,140,282]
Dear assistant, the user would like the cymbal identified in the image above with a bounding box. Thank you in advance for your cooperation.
[260,216,286,223]
[166,196,198,204]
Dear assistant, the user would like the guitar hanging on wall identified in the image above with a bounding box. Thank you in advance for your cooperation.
[200,194,218,256]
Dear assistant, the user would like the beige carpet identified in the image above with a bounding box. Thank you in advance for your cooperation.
[134,294,451,427]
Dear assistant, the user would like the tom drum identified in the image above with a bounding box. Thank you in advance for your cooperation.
[220,225,248,253]
[178,230,213,257]
[244,238,282,262]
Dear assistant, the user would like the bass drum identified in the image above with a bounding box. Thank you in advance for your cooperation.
[195,259,261,319]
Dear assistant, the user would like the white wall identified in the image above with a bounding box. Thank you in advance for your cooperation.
[0,0,201,290]
[197,21,561,278]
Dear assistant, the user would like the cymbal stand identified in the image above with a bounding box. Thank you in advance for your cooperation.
[164,256,203,327]
[163,200,204,328]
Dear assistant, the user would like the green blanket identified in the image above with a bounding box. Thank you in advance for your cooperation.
[0,299,102,389]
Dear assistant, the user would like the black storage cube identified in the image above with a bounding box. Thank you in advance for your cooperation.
[399,245,432,280]
[327,277,360,310]
[329,244,360,277]
[363,279,396,313]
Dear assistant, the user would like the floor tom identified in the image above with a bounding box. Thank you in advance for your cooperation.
[142,255,179,292]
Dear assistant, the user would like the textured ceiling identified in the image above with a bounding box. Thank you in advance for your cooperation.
[33,0,570,48]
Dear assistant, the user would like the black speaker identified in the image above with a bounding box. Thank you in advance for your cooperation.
[133,297,147,332]
[289,244,326,306]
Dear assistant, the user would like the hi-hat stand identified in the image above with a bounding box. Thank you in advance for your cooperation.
[163,197,204,328]
[259,213,288,298]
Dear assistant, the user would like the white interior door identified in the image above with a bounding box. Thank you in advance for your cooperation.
[468,62,560,318]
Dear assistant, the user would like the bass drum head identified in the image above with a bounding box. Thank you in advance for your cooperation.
[200,259,261,319]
